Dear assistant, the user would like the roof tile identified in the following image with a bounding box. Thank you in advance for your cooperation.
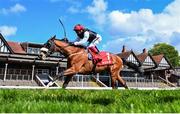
[7,41,26,54]
[117,51,131,59]
[137,53,148,63]
[152,54,164,64]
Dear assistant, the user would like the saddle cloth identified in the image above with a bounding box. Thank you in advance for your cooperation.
[92,51,113,66]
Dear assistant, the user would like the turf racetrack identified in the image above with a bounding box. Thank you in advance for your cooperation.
[0,89,180,113]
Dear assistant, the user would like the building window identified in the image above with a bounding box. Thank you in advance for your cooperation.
[27,47,40,54]
[51,52,61,57]
[37,69,49,74]
[27,47,63,57]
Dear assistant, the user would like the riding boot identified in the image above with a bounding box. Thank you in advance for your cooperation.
[88,46,102,63]
[88,46,99,54]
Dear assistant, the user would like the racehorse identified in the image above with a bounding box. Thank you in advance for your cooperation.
[39,35,141,89]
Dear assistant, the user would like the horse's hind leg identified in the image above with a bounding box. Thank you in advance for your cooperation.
[113,55,128,89]
[117,74,128,89]
[111,76,116,89]
[110,64,128,89]
[111,71,128,89]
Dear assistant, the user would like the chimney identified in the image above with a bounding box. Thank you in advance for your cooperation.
[122,45,126,53]
[143,48,147,53]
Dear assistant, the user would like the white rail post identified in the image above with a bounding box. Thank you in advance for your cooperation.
[97,73,99,80]
[3,63,8,81]
[31,65,35,81]
[77,74,79,82]
[109,74,111,87]
[151,74,154,87]
[56,66,59,75]
[135,73,138,87]
[81,75,83,87]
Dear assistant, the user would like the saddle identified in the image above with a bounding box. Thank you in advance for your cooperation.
[90,51,113,66]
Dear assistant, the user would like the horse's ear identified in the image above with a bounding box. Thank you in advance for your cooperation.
[50,35,56,40]
[52,35,56,39]
[64,37,68,42]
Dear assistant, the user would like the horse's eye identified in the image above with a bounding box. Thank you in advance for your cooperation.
[44,42,51,49]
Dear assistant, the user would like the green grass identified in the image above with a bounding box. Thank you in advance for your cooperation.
[0,89,180,113]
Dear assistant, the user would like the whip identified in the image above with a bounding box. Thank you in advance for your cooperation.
[58,19,67,38]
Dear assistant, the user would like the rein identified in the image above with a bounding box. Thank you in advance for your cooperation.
[54,41,86,57]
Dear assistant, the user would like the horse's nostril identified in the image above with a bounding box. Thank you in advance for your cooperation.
[38,54,43,59]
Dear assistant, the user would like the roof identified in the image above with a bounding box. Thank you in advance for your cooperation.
[152,54,164,64]
[117,51,132,59]
[0,53,67,67]
[7,41,26,54]
[137,53,148,63]
[117,50,141,67]
[152,54,173,69]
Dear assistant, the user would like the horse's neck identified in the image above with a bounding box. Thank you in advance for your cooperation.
[54,40,84,55]
[66,46,84,55]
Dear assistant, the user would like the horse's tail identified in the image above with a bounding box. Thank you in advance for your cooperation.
[122,58,144,74]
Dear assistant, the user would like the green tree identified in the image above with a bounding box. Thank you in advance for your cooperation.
[149,43,179,67]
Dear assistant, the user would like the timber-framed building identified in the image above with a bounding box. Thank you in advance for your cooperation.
[0,33,179,87]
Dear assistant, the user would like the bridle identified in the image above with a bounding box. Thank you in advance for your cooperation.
[43,37,86,58]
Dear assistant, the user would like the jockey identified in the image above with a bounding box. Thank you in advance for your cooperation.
[73,24,102,63]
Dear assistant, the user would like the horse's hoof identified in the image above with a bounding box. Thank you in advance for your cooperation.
[47,81,54,87]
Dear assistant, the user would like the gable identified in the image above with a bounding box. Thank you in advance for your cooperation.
[0,39,10,53]
[143,56,156,67]
[127,54,139,65]
[159,58,170,67]
[0,34,13,53]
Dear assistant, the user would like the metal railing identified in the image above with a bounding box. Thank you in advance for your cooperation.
[35,74,59,87]
[5,74,31,80]
[0,66,178,88]
[98,75,172,88]
[57,74,101,87]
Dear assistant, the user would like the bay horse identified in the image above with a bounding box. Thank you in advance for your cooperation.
[39,35,141,89]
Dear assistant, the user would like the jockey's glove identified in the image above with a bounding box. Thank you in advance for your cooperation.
[74,42,78,45]
[69,42,75,46]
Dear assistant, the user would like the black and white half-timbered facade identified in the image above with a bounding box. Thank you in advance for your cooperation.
[0,34,12,53]
[137,48,157,70]
[115,45,177,87]
[117,46,141,76]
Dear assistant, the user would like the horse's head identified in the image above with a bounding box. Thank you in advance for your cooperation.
[39,35,69,60]
[39,35,57,60]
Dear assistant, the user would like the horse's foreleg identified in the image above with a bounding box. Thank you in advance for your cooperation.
[53,72,64,81]
[61,68,76,89]
[62,75,73,89]
[62,64,84,89]
[46,72,64,87]
[46,68,75,88]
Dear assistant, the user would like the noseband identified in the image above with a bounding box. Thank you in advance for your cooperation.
[46,39,71,56]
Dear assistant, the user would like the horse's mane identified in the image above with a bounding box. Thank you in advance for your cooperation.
[55,38,86,49]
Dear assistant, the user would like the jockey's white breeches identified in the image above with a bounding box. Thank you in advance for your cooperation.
[88,34,102,47]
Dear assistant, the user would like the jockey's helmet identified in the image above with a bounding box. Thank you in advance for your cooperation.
[74,24,84,31]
